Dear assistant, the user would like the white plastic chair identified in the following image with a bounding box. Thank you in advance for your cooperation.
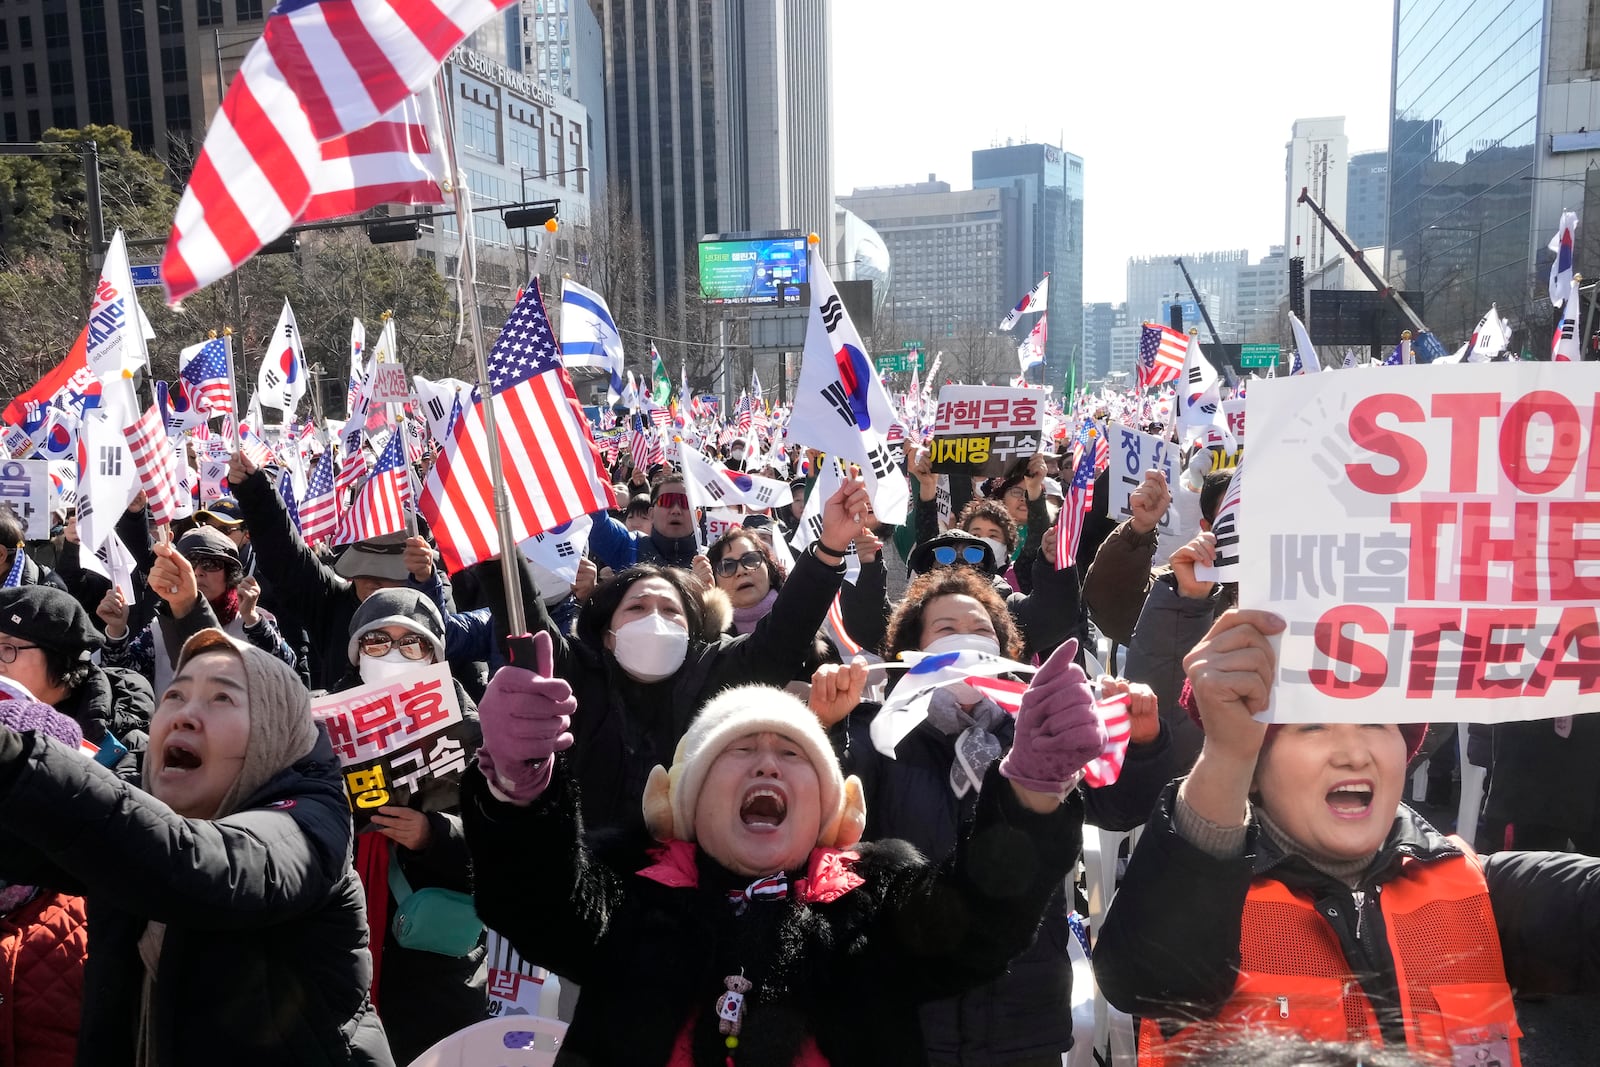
[1080,825,1140,1064]
[407,1013,568,1067]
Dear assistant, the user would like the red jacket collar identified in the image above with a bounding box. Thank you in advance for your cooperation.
[637,841,865,903]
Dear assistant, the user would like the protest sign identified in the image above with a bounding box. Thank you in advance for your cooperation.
[1241,364,1600,724]
[1223,399,1246,443]
[1107,422,1202,566]
[928,386,1044,478]
[703,507,744,545]
[486,930,552,1017]
[0,460,50,538]
[310,663,473,826]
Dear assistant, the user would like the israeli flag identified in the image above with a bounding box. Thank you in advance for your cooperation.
[559,278,626,402]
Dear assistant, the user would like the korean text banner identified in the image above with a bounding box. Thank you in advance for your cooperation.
[1106,423,1201,567]
[928,386,1044,478]
[0,460,50,539]
[310,663,473,827]
[1240,364,1599,724]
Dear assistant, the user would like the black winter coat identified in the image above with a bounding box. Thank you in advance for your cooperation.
[1094,781,1600,1042]
[0,726,392,1067]
[836,703,1179,1064]
[58,662,153,781]
[463,759,1083,1066]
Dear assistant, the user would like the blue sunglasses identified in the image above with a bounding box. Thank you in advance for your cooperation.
[932,545,989,567]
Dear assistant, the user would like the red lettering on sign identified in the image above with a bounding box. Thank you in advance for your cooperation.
[1430,392,1500,493]
[1392,607,1461,697]
[1389,501,1459,600]
[1524,608,1600,696]
[1456,608,1539,698]
[1309,605,1389,699]
[1459,502,1542,602]
[1499,391,1582,494]
[1346,394,1427,494]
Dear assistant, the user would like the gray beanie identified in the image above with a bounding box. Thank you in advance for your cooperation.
[346,588,446,666]
[160,629,318,819]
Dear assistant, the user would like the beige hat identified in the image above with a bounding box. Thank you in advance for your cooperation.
[643,684,865,849]
[164,629,319,818]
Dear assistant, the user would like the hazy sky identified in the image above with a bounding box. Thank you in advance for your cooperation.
[831,0,1396,305]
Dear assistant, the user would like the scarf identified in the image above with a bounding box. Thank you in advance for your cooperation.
[1255,805,1377,887]
[731,589,779,635]
[925,687,1009,798]
[209,586,241,627]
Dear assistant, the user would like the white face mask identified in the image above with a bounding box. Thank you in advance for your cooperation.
[979,538,1009,567]
[610,613,690,682]
[359,650,420,686]
[921,632,1001,659]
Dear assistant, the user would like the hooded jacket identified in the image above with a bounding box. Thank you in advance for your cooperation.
[1093,781,1600,1048]
[463,757,1083,1066]
[0,725,392,1067]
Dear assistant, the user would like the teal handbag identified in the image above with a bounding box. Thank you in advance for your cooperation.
[387,854,484,957]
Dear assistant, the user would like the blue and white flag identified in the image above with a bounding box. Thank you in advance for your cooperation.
[559,278,626,402]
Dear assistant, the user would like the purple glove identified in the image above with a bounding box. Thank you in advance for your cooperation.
[999,638,1106,797]
[476,630,576,805]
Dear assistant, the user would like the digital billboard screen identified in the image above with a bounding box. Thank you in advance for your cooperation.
[698,235,809,305]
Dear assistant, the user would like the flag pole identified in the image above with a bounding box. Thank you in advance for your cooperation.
[437,68,527,635]
[220,327,241,449]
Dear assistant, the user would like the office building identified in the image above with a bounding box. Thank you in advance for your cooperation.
[972,141,1084,384]
[594,0,834,329]
[1236,245,1288,341]
[1108,323,1140,380]
[1126,251,1248,339]
[1285,117,1349,275]
[521,0,607,200]
[1082,301,1125,377]
[837,179,1009,340]
[1389,0,1600,350]
[1346,151,1389,250]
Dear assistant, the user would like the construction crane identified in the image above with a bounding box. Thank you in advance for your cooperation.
[1172,257,1223,346]
[1296,186,1429,336]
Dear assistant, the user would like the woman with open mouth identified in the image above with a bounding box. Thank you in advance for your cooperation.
[0,558,391,1067]
[1093,608,1600,1067]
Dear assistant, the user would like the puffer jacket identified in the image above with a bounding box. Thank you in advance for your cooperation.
[0,726,394,1067]
[0,889,86,1067]
[833,702,1180,1064]
[56,662,153,782]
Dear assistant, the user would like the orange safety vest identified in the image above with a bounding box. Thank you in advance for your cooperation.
[1138,839,1520,1065]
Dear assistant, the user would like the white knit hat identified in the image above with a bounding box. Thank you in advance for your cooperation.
[643,684,861,848]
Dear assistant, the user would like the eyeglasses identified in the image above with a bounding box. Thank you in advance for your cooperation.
[715,550,765,578]
[0,641,41,664]
[1002,487,1028,502]
[655,492,690,511]
[932,545,989,567]
[357,632,434,661]
[191,558,228,575]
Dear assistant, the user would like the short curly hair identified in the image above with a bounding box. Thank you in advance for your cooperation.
[956,498,1018,553]
[884,567,1020,661]
[705,526,785,592]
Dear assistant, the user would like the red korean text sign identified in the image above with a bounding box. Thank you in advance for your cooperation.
[1240,364,1600,723]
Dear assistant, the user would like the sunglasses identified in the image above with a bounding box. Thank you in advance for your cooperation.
[655,492,690,511]
[715,550,765,578]
[932,545,989,567]
[191,558,229,575]
[357,632,434,661]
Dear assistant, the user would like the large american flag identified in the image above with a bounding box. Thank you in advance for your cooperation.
[1055,427,1098,569]
[1138,323,1187,390]
[298,451,340,545]
[161,0,515,303]
[420,279,615,573]
[178,338,235,416]
[122,406,185,525]
[335,428,408,545]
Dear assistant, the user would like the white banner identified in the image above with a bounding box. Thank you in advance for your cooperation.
[1107,422,1201,566]
[1241,364,1600,724]
[0,460,50,539]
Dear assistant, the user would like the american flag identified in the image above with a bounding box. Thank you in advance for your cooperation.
[648,404,671,429]
[121,406,185,525]
[179,338,235,416]
[1,542,24,588]
[1082,693,1132,788]
[336,428,408,545]
[159,0,511,303]
[298,452,340,545]
[278,467,302,532]
[1138,323,1187,390]
[420,279,615,573]
[629,424,651,473]
[1055,432,1097,569]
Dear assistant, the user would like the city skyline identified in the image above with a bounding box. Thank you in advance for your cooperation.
[831,0,1394,306]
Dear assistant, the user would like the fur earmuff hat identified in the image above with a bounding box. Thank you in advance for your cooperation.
[643,684,865,849]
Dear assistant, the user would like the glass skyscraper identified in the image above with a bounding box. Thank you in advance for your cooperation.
[1387,0,1542,342]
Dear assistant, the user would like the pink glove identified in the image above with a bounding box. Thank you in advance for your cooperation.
[999,638,1107,796]
[475,630,576,805]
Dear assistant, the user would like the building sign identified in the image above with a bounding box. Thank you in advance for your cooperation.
[451,46,558,108]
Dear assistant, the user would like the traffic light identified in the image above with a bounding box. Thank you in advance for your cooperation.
[1288,256,1306,317]
[368,220,422,245]
[260,234,299,256]
[505,203,559,229]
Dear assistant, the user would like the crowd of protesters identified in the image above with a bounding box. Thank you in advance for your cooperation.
[1,421,1598,1067]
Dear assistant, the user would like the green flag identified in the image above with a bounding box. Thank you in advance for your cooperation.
[650,344,672,406]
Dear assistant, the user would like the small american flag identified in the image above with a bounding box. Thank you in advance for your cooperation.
[1082,693,1132,788]
[1138,324,1186,391]
[122,406,184,524]
[1055,430,1097,569]
[629,418,651,473]
[298,452,340,546]
[420,279,615,573]
[179,338,235,416]
[335,429,408,545]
